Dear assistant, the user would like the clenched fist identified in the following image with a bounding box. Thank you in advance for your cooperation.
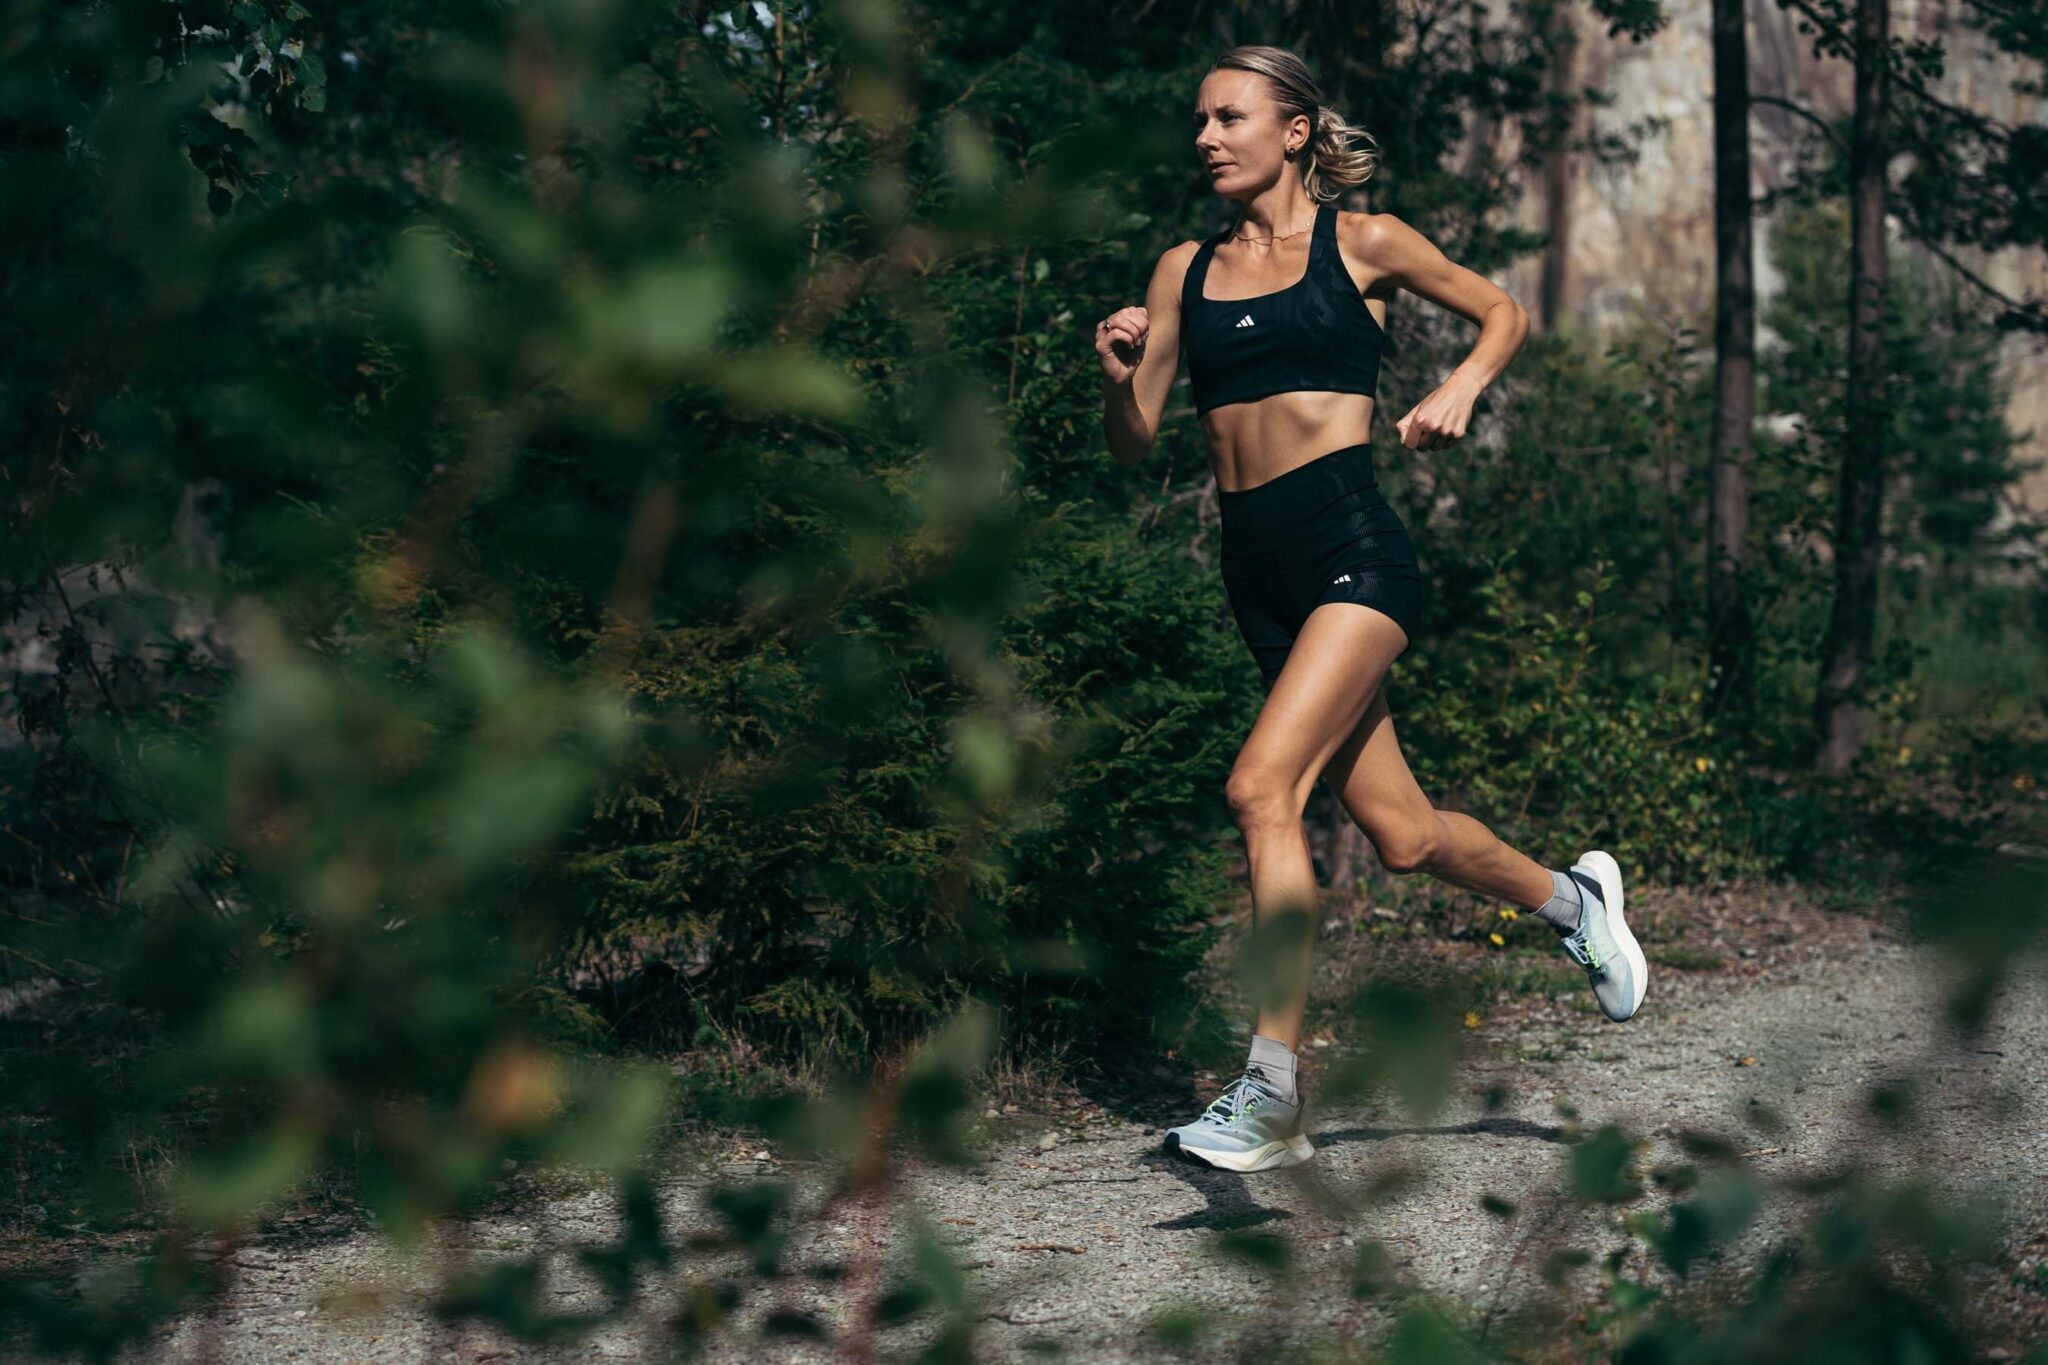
[1394,374,1483,453]
[1095,307,1149,384]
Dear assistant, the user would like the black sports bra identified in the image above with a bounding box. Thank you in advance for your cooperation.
[1180,201,1385,416]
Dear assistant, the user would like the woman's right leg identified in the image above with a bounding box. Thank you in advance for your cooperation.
[1163,599,1407,1174]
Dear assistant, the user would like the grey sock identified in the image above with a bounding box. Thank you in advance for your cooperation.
[1533,868,1584,935]
[1246,1032,1299,1104]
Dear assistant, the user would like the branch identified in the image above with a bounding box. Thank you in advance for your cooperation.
[1772,0,2012,146]
[1748,97,2044,339]
[1894,202,2048,344]
[934,52,1023,118]
[1749,93,1849,158]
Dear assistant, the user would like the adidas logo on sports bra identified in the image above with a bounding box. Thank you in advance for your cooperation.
[1235,315,1255,328]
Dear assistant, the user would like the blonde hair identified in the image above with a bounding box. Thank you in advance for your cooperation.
[1210,45,1380,203]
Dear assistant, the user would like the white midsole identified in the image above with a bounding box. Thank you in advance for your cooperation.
[1181,1132,1314,1173]
[1581,849,1647,1013]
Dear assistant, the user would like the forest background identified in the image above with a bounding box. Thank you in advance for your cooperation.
[2,0,2045,1357]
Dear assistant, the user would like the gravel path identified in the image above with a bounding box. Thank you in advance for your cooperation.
[128,918,2048,1363]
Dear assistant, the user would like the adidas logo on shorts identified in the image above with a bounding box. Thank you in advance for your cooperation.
[1235,315,1255,328]
[1333,573,1352,584]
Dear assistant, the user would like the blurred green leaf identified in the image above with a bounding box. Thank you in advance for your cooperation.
[1568,1124,1643,1204]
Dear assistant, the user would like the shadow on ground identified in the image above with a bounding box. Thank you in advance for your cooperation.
[1134,1115,1567,1231]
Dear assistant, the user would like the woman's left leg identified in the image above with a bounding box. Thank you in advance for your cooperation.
[1323,639,1650,1026]
[1234,601,1591,1053]
[1320,686,1554,908]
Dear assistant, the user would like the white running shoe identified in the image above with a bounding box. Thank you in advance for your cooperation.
[1559,849,1648,1021]
[1162,1064,1314,1172]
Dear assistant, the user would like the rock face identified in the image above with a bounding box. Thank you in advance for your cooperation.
[1491,0,2048,517]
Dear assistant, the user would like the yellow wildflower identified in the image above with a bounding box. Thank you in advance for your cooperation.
[1498,907,1519,921]
[1463,1011,1481,1029]
[1694,756,1710,773]
[1489,932,1506,947]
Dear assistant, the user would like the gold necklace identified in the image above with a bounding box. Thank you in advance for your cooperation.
[1230,214,1314,245]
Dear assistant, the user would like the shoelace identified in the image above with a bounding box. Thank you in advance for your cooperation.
[1562,923,1605,973]
[1196,1069,1284,1126]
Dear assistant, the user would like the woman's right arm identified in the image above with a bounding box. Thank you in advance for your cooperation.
[1097,242,1196,470]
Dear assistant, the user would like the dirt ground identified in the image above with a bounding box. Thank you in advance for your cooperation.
[61,871,2046,1363]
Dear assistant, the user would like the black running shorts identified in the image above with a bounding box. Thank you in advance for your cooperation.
[1217,442,1425,691]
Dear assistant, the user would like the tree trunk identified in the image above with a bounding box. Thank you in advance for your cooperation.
[1323,792,1369,893]
[1540,8,1578,334]
[1707,0,1756,726]
[1814,0,1891,773]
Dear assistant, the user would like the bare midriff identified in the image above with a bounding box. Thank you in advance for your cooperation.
[1202,389,1378,493]
[1197,221,1391,493]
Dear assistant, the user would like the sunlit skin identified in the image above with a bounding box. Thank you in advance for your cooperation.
[1094,67,1555,1053]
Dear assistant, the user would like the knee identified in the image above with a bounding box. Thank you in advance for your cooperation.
[1372,817,1441,875]
[1225,765,1300,832]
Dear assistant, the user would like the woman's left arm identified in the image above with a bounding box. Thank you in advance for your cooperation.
[1350,213,1532,453]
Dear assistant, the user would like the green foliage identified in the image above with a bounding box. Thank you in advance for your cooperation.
[561,496,1250,1069]
[1399,557,1752,880]
[1760,195,2036,570]
[1569,1123,1645,1204]
[0,0,2042,1357]
[1746,196,2043,752]
[4,7,1255,1351]
[1379,237,2041,880]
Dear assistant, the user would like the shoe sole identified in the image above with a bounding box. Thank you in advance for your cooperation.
[1166,1131,1314,1173]
[1580,849,1647,1019]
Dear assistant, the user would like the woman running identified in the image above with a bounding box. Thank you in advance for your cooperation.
[1093,45,1648,1174]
